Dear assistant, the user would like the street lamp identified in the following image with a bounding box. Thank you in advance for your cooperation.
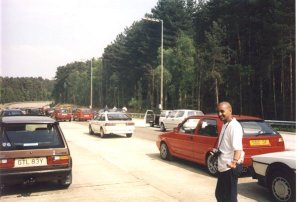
[90,58,93,109]
[143,17,164,110]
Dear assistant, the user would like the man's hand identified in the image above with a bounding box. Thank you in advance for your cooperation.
[227,161,237,168]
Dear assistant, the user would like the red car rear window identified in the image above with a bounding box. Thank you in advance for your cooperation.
[239,120,277,136]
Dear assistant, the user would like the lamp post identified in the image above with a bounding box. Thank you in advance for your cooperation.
[143,17,164,110]
[90,58,93,109]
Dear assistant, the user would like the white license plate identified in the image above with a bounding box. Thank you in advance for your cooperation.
[14,157,47,168]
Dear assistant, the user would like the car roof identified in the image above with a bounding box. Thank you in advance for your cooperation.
[101,111,126,114]
[2,109,22,111]
[0,116,56,124]
[192,114,263,120]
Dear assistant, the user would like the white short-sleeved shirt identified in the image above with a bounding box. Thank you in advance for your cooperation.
[217,118,244,172]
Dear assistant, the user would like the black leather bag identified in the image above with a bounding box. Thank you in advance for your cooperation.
[210,149,222,164]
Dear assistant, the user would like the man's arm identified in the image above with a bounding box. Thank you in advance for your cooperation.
[227,150,242,168]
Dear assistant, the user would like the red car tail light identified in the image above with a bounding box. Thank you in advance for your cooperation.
[126,122,135,126]
[0,159,14,168]
[47,155,70,165]
[277,137,285,146]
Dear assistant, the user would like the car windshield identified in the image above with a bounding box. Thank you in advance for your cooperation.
[239,120,277,136]
[107,113,131,121]
[0,123,64,150]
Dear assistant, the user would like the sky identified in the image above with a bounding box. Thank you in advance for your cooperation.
[1,0,158,79]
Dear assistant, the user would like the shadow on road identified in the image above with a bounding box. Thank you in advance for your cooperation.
[146,153,213,178]
[0,182,68,197]
[238,181,272,202]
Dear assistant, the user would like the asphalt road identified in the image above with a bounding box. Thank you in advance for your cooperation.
[0,121,294,201]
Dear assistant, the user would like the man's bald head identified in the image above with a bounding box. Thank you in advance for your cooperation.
[217,101,233,122]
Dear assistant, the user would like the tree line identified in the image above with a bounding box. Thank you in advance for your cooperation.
[1,0,295,121]
[0,77,54,103]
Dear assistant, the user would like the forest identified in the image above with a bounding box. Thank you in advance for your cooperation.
[0,77,54,103]
[1,0,295,121]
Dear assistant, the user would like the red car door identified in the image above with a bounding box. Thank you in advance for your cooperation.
[168,131,193,160]
[168,118,201,161]
[192,118,219,163]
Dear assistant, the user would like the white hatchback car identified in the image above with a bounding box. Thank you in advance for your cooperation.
[89,112,135,138]
[160,109,204,131]
[251,151,296,202]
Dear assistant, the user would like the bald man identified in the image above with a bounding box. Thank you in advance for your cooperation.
[215,101,245,202]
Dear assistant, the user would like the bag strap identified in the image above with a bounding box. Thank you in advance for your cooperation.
[217,121,231,149]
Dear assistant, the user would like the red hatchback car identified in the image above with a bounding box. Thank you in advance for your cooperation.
[52,109,72,122]
[73,108,93,121]
[156,115,285,176]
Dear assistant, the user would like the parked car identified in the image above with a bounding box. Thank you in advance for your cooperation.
[0,109,24,117]
[160,109,204,131]
[251,151,296,202]
[156,114,285,176]
[25,108,44,115]
[159,110,172,127]
[145,110,160,127]
[89,112,135,138]
[73,108,93,121]
[52,108,72,122]
[45,107,55,116]
[0,116,72,188]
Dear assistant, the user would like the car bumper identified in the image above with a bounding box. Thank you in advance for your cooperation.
[0,168,72,185]
[251,160,268,176]
[105,126,135,135]
[249,165,267,186]
[105,129,135,134]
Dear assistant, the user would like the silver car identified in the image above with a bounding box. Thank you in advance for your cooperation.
[160,109,204,132]
[251,151,296,202]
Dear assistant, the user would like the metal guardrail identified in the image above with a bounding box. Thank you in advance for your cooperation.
[265,120,296,126]
[127,113,146,119]
[265,120,296,132]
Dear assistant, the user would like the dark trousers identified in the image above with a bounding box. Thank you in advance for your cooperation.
[215,164,243,202]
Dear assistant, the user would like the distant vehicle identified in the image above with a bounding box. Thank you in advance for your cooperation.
[89,112,135,138]
[0,116,72,188]
[0,109,24,117]
[45,108,55,116]
[145,110,160,127]
[159,110,173,126]
[25,108,44,115]
[160,109,204,131]
[251,151,296,202]
[52,109,72,122]
[73,108,93,121]
[156,114,285,176]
